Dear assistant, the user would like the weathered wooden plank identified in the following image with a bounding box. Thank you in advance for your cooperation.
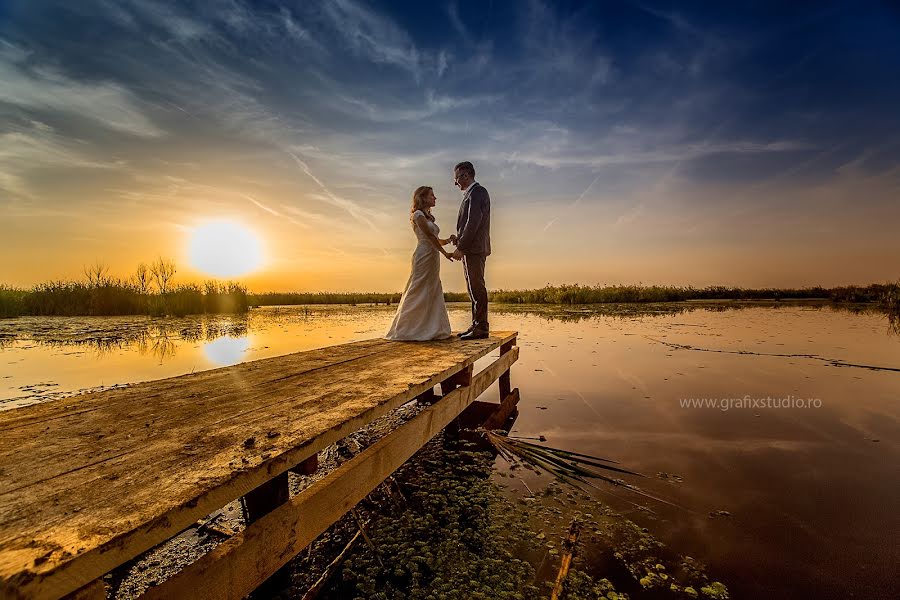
[0,339,398,482]
[142,347,520,600]
[0,342,497,527]
[0,332,517,600]
[0,335,507,508]
[0,338,395,431]
[61,578,106,600]
[0,339,403,502]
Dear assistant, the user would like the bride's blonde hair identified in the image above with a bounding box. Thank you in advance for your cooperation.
[410,186,435,222]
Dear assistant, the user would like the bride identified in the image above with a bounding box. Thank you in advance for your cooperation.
[385,186,455,341]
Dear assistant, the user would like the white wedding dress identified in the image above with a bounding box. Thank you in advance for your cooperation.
[385,210,452,341]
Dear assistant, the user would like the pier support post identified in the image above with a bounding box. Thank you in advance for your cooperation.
[440,364,473,396]
[289,453,318,477]
[450,337,519,442]
[416,386,438,405]
[244,472,289,521]
[244,472,291,596]
[498,337,516,401]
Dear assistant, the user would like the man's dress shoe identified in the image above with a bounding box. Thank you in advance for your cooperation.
[459,330,489,340]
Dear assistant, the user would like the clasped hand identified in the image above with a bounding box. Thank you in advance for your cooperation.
[442,235,464,261]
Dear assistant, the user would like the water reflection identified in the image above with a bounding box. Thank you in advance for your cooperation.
[0,315,251,361]
[1,303,899,599]
[202,335,251,366]
[0,301,894,348]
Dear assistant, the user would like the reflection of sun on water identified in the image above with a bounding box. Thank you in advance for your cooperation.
[189,221,263,277]
[203,335,251,366]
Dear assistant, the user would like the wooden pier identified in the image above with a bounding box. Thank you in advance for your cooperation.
[0,332,519,600]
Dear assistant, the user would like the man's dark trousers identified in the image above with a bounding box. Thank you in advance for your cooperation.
[463,254,488,333]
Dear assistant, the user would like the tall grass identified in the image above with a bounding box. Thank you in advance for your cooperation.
[0,285,28,318]
[0,260,248,318]
[3,276,897,318]
[880,281,900,335]
[249,291,474,306]
[487,283,898,305]
[249,291,403,306]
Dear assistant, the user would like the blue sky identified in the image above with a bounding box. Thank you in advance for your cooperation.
[1,0,899,290]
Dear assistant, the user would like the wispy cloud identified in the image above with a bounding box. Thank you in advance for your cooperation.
[285,149,378,230]
[613,202,645,228]
[0,40,162,137]
[241,194,281,216]
[330,89,499,123]
[0,126,120,199]
[319,0,432,80]
[446,2,471,43]
[503,140,816,170]
[573,174,602,208]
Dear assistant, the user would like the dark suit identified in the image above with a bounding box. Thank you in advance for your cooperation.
[456,182,491,333]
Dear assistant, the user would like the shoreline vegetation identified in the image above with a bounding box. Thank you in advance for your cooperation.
[0,260,248,318]
[0,261,897,319]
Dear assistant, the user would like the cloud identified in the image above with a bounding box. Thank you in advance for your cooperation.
[320,0,430,79]
[437,50,449,78]
[0,127,119,199]
[613,203,645,227]
[241,194,281,216]
[503,140,816,170]
[446,2,470,43]
[330,89,499,123]
[284,149,379,230]
[0,41,162,137]
[573,174,602,207]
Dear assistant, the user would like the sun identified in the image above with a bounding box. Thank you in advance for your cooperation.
[188,221,263,278]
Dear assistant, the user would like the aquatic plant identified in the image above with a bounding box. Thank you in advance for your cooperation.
[295,437,727,599]
[329,443,544,599]
[483,432,678,511]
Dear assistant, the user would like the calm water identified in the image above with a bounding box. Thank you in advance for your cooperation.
[1,302,898,599]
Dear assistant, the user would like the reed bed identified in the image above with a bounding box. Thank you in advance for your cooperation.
[3,275,897,318]
[249,291,404,306]
[0,261,248,317]
[251,283,898,308]
[488,282,899,305]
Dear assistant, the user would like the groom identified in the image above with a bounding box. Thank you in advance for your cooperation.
[451,161,491,340]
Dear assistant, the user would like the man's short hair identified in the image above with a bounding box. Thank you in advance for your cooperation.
[454,161,475,178]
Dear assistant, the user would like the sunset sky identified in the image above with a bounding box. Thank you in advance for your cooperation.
[1,0,899,292]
